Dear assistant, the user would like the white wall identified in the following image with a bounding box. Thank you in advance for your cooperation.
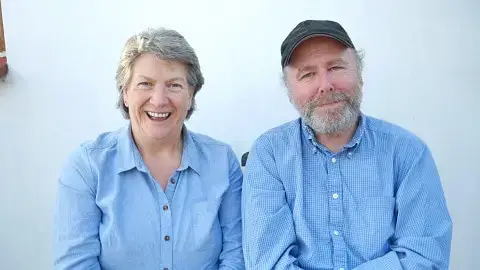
[1,0,478,269]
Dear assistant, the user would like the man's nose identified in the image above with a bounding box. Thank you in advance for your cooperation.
[317,72,334,94]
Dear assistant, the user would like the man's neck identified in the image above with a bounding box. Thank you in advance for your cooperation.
[315,122,358,153]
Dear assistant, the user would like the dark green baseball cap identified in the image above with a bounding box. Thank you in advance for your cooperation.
[281,20,355,68]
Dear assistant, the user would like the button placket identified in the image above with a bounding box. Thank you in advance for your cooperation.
[155,179,173,269]
[327,154,347,270]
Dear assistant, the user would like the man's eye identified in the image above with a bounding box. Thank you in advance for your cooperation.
[329,66,344,71]
[301,72,315,79]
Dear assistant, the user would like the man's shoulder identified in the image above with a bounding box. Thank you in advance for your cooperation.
[250,118,302,151]
[364,114,427,151]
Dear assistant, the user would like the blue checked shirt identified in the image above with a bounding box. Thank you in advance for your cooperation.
[53,125,244,270]
[242,114,452,270]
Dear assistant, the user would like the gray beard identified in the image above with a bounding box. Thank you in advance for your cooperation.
[294,88,363,135]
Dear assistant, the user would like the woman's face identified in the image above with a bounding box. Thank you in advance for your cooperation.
[123,53,193,142]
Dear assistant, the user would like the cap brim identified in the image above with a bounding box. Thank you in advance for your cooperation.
[283,32,353,67]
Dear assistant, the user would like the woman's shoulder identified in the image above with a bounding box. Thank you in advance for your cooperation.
[188,130,231,149]
[64,126,127,170]
[186,129,237,161]
[78,127,125,151]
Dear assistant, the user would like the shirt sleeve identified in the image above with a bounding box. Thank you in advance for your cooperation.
[52,146,102,270]
[353,145,453,270]
[218,146,245,269]
[242,135,303,270]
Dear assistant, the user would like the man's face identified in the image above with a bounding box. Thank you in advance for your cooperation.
[284,36,363,134]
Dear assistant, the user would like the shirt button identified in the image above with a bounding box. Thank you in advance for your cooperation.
[332,193,339,199]
[348,152,353,156]
[333,230,339,236]
[163,205,169,211]
[170,178,176,184]
[331,157,336,163]
[339,268,345,270]
[164,235,170,241]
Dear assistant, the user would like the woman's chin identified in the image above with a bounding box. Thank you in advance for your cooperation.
[145,130,171,141]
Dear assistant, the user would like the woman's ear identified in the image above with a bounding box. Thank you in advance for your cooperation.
[187,88,194,110]
[123,88,129,108]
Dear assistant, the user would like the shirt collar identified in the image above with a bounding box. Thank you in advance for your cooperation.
[115,124,138,174]
[178,125,200,174]
[301,112,366,153]
[115,124,200,175]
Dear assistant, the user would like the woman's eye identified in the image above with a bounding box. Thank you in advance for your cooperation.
[138,82,152,87]
[169,83,184,90]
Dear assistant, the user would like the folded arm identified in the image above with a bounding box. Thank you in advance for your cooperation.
[354,145,453,269]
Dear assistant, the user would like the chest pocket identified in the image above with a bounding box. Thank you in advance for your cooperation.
[190,200,222,250]
[348,196,396,259]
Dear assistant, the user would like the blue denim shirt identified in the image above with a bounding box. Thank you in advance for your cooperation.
[242,114,452,270]
[53,125,244,270]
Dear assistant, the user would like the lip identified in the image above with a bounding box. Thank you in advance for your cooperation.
[145,111,172,114]
[145,111,172,122]
[319,100,344,108]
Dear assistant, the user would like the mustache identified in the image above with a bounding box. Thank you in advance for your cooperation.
[308,92,350,107]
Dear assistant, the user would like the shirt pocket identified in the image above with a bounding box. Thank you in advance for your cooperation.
[350,196,396,259]
[361,196,395,234]
[190,200,222,251]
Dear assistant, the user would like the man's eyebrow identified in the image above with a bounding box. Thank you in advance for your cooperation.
[327,58,348,66]
[297,65,317,73]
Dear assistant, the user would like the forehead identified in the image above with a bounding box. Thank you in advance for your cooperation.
[289,36,353,66]
[132,53,188,78]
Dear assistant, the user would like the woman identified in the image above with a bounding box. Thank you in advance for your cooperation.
[53,27,244,270]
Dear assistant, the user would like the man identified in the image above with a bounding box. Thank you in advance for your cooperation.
[242,20,452,270]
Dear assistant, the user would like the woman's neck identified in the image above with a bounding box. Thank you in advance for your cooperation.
[132,127,184,159]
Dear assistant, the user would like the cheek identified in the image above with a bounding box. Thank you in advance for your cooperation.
[127,92,149,111]
[330,73,359,92]
[290,84,318,103]
[171,93,192,112]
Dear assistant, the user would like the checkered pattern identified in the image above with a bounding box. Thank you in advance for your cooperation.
[242,114,452,270]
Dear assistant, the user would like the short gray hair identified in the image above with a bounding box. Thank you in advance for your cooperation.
[115,27,204,120]
[282,48,365,86]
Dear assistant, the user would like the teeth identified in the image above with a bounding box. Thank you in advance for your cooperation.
[147,112,170,118]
